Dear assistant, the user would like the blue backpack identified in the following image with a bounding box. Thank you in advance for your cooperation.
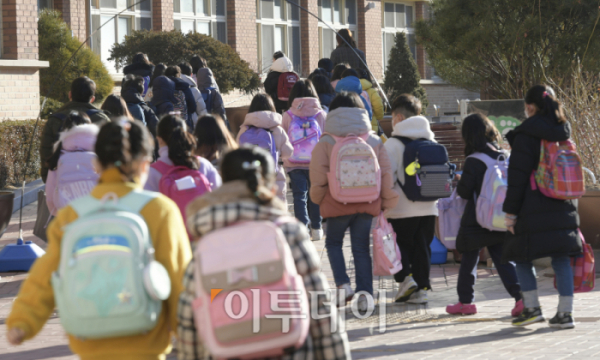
[239,126,278,170]
[142,75,151,97]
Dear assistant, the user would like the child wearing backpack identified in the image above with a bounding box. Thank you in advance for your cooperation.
[196,67,227,127]
[446,113,523,316]
[237,93,293,204]
[150,75,179,117]
[7,118,193,359]
[282,79,327,240]
[193,114,238,168]
[384,94,450,305]
[504,85,582,329]
[177,146,351,360]
[264,52,298,114]
[45,111,99,216]
[310,92,399,310]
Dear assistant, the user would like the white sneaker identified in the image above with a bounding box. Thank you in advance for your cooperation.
[337,283,354,307]
[355,296,375,313]
[311,228,323,241]
[406,289,429,304]
[394,276,418,303]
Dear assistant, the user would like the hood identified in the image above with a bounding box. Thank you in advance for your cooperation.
[150,76,176,104]
[270,56,293,73]
[181,74,198,88]
[360,79,373,91]
[123,62,154,77]
[121,86,145,104]
[196,68,218,90]
[335,76,363,94]
[55,124,99,152]
[324,107,371,136]
[243,111,282,129]
[391,116,435,140]
[186,180,287,237]
[507,114,571,144]
[288,97,323,117]
[170,76,190,90]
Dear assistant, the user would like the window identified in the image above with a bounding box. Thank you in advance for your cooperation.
[90,0,152,73]
[382,2,415,74]
[318,0,357,59]
[257,0,302,74]
[38,0,53,12]
[174,0,226,43]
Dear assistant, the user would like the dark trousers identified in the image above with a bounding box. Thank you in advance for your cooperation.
[388,216,436,290]
[457,243,522,304]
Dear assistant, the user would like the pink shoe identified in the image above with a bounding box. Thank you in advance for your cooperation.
[512,299,524,317]
[446,302,477,315]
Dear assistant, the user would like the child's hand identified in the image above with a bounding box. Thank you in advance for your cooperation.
[7,327,25,345]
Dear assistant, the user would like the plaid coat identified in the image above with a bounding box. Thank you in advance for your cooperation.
[177,181,351,360]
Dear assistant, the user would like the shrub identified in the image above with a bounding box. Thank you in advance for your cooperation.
[0,120,45,189]
[383,32,428,113]
[40,98,64,120]
[109,30,261,94]
[39,10,113,104]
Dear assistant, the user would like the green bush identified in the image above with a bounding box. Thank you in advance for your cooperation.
[40,98,64,120]
[109,30,261,94]
[39,10,113,105]
[0,120,45,189]
[383,32,428,113]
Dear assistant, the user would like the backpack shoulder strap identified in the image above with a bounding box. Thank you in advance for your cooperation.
[120,189,160,214]
[69,190,159,218]
[391,135,412,146]
[86,109,101,117]
[151,160,171,175]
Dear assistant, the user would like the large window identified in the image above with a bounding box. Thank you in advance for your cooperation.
[38,0,53,12]
[174,0,226,43]
[90,0,152,73]
[318,0,357,59]
[257,0,301,74]
[381,2,415,74]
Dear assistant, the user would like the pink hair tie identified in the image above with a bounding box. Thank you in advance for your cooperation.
[542,91,548,98]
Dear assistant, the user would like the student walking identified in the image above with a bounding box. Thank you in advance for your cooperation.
[177,146,351,360]
[330,29,367,71]
[101,95,134,120]
[178,62,208,126]
[123,53,154,97]
[334,69,373,120]
[264,52,297,114]
[7,119,193,360]
[446,113,523,316]
[310,74,336,111]
[330,63,349,92]
[281,79,327,240]
[310,92,398,310]
[121,74,160,139]
[193,115,238,168]
[145,63,167,102]
[504,85,582,329]
[165,65,197,128]
[384,95,439,304]
[237,93,293,204]
[357,69,384,133]
[196,67,227,124]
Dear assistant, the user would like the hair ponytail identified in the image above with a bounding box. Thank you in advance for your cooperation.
[168,126,199,169]
[525,85,566,124]
[221,146,276,205]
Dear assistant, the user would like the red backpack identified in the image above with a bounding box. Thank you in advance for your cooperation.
[277,72,299,101]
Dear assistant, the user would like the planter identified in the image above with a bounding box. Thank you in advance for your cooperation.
[0,191,15,239]
[580,189,600,249]
[225,105,250,138]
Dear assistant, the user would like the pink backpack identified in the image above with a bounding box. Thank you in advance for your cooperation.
[532,139,585,200]
[191,218,309,359]
[54,151,99,210]
[153,161,211,240]
[326,133,381,204]
[287,111,323,164]
[372,213,402,276]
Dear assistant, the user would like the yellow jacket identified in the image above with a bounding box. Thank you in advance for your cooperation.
[360,79,385,132]
[7,168,193,360]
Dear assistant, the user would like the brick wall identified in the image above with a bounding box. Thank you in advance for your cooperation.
[227,0,258,72]
[300,0,319,77]
[423,83,480,116]
[0,68,42,119]
[153,0,174,31]
[357,0,383,78]
[2,0,39,60]
[54,0,87,42]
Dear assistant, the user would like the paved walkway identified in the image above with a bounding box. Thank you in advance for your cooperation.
[1,201,599,359]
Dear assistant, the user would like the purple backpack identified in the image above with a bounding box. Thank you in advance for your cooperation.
[239,126,278,167]
[54,151,99,210]
[287,111,322,164]
[468,152,509,232]
[436,190,467,250]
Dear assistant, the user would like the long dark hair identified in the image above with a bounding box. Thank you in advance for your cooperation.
[193,115,237,162]
[46,111,92,170]
[190,55,207,74]
[157,115,199,169]
[461,113,502,156]
[288,79,318,108]
[329,92,365,111]
[331,63,350,81]
[337,29,356,48]
[248,93,276,113]
[150,63,167,87]
[525,85,566,124]
[221,146,275,205]
[310,75,335,95]
[101,95,132,119]
[132,52,152,66]
[95,118,154,181]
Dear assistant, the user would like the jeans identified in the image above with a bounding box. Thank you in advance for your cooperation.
[388,216,436,290]
[457,243,522,304]
[515,255,574,297]
[288,169,321,229]
[325,213,374,295]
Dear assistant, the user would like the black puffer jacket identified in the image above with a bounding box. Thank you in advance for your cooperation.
[502,114,582,262]
[264,71,288,114]
[123,62,154,78]
[456,144,507,253]
[121,87,159,138]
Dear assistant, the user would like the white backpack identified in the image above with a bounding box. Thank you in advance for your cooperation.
[467,151,509,232]
[191,218,309,359]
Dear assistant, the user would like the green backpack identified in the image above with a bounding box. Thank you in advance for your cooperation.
[51,190,171,339]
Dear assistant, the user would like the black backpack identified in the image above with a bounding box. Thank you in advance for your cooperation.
[394,136,455,202]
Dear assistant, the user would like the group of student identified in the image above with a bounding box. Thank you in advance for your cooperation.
[5,47,583,359]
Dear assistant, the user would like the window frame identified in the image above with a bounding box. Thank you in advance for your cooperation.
[381,1,416,75]
[173,0,227,43]
[317,0,358,59]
